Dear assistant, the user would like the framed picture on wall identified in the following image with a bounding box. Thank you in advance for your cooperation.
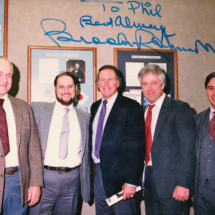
[28,45,97,113]
[114,48,178,106]
[0,0,8,57]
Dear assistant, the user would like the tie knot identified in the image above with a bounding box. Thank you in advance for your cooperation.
[148,104,155,111]
[0,99,4,106]
[103,100,108,105]
[64,108,69,113]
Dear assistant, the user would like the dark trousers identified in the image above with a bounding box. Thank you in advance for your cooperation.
[2,167,28,215]
[144,166,189,215]
[29,167,80,215]
[194,179,215,215]
[94,164,137,215]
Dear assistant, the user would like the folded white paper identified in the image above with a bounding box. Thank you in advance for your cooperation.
[106,186,142,207]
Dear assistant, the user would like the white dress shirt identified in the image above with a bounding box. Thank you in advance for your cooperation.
[92,92,118,164]
[144,93,165,166]
[2,94,19,168]
[92,92,136,187]
[44,100,81,167]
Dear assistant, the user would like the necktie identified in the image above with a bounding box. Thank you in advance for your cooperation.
[59,108,70,159]
[94,100,108,159]
[145,104,155,164]
[209,111,215,140]
[0,99,10,156]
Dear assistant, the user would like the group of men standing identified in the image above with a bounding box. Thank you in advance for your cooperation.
[0,56,214,215]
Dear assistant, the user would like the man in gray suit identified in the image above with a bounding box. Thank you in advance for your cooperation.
[30,72,92,214]
[0,56,44,215]
[138,64,196,215]
[193,72,215,215]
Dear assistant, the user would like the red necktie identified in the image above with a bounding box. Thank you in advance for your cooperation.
[209,111,215,140]
[145,104,155,164]
[0,99,10,155]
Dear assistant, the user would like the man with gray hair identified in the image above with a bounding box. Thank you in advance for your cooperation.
[138,64,196,215]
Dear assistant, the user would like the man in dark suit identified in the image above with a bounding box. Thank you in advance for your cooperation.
[193,72,215,215]
[71,63,85,83]
[89,65,145,215]
[0,56,44,215]
[138,64,196,215]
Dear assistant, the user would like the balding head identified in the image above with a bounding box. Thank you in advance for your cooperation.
[0,57,13,98]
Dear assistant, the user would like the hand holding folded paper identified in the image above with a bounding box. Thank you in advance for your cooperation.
[106,186,141,207]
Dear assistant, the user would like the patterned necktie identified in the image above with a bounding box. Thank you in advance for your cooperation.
[94,100,108,159]
[145,104,155,164]
[209,111,215,140]
[0,99,10,156]
[59,108,70,159]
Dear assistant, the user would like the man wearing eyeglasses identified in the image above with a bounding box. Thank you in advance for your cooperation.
[89,65,145,215]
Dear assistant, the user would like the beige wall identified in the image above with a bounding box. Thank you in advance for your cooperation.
[7,0,215,113]
[6,0,215,214]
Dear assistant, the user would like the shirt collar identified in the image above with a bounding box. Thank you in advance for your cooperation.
[55,99,74,112]
[1,94,8,100]
[210,105,215,114]
[102,91,118,106]
[1,94,9,105]
[147,93,165,109]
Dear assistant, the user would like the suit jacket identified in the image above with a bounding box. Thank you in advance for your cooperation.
[89,94,145,198]
[31,102,92,203]
[149,95,196,198]
[193,108,211,206]
[71,69,84,83]
[0,96,44,211]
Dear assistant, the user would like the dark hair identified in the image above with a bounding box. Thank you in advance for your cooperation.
[96,65,125,94]
[205,72,215,89]
[54,72,79,86]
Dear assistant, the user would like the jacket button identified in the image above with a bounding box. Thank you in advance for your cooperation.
[1,155,3,158]
[1,175,3,178]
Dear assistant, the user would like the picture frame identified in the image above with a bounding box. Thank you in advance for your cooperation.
[0,0,8,57]
[28,45,97,113]
[114,48,178,105]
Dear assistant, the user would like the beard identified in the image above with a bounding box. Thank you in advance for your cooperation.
[56,93,74,106]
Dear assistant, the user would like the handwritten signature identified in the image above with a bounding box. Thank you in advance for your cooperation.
[104,1,162,17]
[41,18,215,54]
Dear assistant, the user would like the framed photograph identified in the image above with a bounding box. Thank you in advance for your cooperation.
[0,0,8,56]
[28,46,97,113]
[114,48,178,106]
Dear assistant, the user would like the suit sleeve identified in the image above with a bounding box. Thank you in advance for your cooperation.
[28,105,44,187]
[124,103,145,186]
[175,102,196,191]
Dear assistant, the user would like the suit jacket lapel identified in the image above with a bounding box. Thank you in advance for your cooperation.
[41,102,55,157]
[8,96,21,149]
[153,95,171,145]
[198,109,210,155]
[91,100,101,122]
[74,107,87,159]
[102,95,122,141]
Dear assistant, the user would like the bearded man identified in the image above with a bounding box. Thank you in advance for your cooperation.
[30,72,92,215]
